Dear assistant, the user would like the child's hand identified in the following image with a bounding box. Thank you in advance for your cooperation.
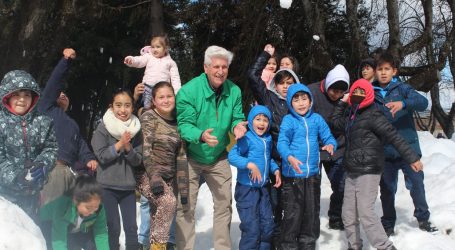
[63,48,76,59]
[385,101,403,118]
[233,121,248,140]
[341,93,349,103]
[410,160,423,172]
[247,162,262,183]
[86,160,98,171]
[288,156,303,174]
[264,44,275,56]
[322,144,334,155]
[273,170,282,188]
[124,56,133,65]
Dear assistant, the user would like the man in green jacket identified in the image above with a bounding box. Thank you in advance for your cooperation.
[175,45,247,250]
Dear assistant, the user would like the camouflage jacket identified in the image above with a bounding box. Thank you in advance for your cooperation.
[0,70,58,197]
[141,109,188,203]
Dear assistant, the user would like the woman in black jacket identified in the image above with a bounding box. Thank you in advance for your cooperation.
[330,79,422,250]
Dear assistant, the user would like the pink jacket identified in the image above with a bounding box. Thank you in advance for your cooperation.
[126,53,181,93]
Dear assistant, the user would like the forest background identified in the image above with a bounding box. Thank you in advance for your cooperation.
[0,0,454,140]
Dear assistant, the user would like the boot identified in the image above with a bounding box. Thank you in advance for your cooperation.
[150,242,167,250]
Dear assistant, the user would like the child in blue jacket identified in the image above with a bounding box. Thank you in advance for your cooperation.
[228,105,281,250]
[277,83,336,250]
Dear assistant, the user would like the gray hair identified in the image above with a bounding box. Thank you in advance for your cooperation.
[204,46,234,66]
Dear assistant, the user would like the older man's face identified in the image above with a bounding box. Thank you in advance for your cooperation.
[204,57,229,89]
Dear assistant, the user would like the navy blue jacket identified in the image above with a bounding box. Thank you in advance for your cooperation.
[373,78,428,160]
[228,105,279,187]
[278,84,337,178]
[38,58,96,166]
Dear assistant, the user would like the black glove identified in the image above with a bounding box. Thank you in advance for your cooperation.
[151,183,164,196]
[319,151,332,162]
[180,196,188,205]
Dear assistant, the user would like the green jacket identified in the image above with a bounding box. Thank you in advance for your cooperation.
[40,196,109,250]
[176,73,245,165]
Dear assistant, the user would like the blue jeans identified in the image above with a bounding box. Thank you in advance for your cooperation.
[138,195,150,246]
[322,157,345,222]
[380,158,430,229]
[138,195,176,246]
[235,183,274,250]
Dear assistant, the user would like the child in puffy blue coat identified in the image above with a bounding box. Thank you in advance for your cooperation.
[228,105,281,250]
[277,83,337,250]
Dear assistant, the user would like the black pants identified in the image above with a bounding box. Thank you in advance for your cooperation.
[280,175,321,250]
[102,188,138,250]
[322,157,345,223]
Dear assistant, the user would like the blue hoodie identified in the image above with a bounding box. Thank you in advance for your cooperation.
[228,105,279,187]
[277,84,337,178]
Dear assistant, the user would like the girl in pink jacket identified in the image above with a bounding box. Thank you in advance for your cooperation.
[124,35,181,109]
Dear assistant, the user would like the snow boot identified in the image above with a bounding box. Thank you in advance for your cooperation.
[418,220,439,233]
[150,242,167,250]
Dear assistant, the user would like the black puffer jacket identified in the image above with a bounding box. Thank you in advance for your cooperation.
[248,51,300,161]
[330,102,420,175]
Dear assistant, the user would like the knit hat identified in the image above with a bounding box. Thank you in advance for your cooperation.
[348,79,374,109]
[324,64,350,92]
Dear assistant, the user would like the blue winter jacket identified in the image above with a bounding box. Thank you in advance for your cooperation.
[373,78,428,160]
[228,105,279,187]
[278,84,337,178]
[38,58,96,166]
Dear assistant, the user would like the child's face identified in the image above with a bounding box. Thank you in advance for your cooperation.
[280,57,294,70]
[252,114,269,136]
[112,93,133,121]
[75,196,101,218]
[291,92,311,116]
[8,90,33,115]
[152,86,175,116]
[362,65,375,82]
[376,62,397,86]
[350,87,366,104]
[326,88,345,102]
[266,58,277,72]
[150,40,166,58]
[275,76,295,98]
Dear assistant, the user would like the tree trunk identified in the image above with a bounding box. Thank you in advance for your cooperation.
[149,0,164,36]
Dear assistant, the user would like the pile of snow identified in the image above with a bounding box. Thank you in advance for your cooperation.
[3,131,455,249]
[0,197,46,250]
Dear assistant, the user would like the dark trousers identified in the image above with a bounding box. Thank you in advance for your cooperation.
[102,188,138,250]
[322,157,346,223]
[235,183,274,250]
[67,231,97,250]
[380,158,430,229]
[280,175,321,250]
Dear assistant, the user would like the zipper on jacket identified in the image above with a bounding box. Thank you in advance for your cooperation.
[261,138,267,187]
[303,118,310,178]
[21,119,28,155]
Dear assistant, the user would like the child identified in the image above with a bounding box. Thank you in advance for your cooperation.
[277,83,336,249]
[358,58,376,82]
[280,54,299,73]
[39,48,98,207]
[330,79,423,250]
[0,70,58,219]
[228,105,282,250]
[248,44,300,247]
[40,174,109,250]
[91,89,143,250]
[261,55,278,88]
[137,81,188,250]
[307,64,350,230]
[372,51,438,235]
[124,35,181,109]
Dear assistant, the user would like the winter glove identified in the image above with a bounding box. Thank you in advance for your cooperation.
[23,161,46,189]
[151,183,164,196]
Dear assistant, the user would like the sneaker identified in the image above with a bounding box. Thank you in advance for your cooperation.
[329,220,345,230]
[384,227,395,237]
[418,220,439,233]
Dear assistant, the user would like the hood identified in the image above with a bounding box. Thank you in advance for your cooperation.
[348,79,374,109]
[247,105,272,137]
[0,70,40,115]
[268,68,300,100]
[286,83,313,118]
[324,64,350,92]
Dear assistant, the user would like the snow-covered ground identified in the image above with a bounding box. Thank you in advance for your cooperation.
[2,131,455,249]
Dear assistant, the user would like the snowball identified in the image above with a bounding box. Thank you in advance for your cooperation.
[313,35,320,41]
[280,0,293,9]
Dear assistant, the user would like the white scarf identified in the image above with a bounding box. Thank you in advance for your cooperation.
[102,108,141,140]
